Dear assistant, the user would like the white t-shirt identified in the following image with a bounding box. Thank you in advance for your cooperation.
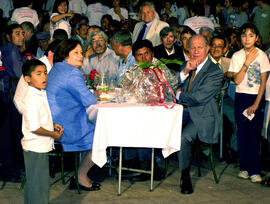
[184,16,214,34]
[86,3,109,26]
[21,86,54,153]
[50,12,71,38]
[11,7,39,27]
[68,0,87,14]
[228,48,270,95]
[107,8,128,22]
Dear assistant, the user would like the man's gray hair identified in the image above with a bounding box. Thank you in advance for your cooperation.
[140,1,155,13]
[187,34,209,49]
[159,26,177,39]
[89,30,108,45]
[199,27,214,39]
[21,21,35,34]
[112,29,132,46]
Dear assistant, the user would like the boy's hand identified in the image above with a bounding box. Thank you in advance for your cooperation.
[54,123,64,133]
[53,124,64,139]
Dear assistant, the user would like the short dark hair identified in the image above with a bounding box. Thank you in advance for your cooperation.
[52,0,69,13]
[159,26,177,39]
[101,14,113,23]
[53,29,68,41]
[22,59,46,77]
[180,27,196,41]
[211,34,227,48]
[5,23,22,36]
[112,29,132,46]
[240,23,259,37]
[132,39,153,56]
[53,39,81,63]
[44,39,62,56]
[75,22,88,31]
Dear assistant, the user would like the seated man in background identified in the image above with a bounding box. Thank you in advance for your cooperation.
[176,34,224,194]
[209,34,231,74]
[153,26,185,76]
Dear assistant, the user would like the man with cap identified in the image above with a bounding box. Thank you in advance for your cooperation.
[36,32,51,58]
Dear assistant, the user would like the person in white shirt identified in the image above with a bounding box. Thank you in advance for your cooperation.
[11,0,39,28]
[50,0,74,39]
[107,0,128,22]
[86,0,109,26]
[21,59,63,204]
[68,0,87,14]
[0,0,13,18]
[227,23,270,183]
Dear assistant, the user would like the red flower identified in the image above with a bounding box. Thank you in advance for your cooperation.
[89,69,99,80]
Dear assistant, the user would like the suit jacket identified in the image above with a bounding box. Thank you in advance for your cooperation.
[153,44,185,72]
[132,17,168,47]
[178,58,224,144]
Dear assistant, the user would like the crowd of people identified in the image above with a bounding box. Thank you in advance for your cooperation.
[1,0,270,203]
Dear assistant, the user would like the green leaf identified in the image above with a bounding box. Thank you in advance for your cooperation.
[160,58,184,65]
[138,61,152,68]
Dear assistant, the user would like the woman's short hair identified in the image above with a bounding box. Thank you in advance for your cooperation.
[52,0,69,13]
[53,39,81,63]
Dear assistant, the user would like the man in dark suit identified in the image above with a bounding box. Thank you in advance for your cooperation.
[176,34,224,194]
[153,26,185,74]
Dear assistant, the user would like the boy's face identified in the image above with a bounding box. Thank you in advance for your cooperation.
[241,29,258,51]
[24,65,48,90]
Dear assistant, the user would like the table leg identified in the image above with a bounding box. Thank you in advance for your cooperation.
[150,148,154,192]
[118,147,122,196]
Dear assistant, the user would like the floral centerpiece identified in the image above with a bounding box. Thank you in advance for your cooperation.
[86,69,101,90]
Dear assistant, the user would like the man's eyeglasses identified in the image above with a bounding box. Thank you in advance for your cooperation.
[92,38,105,43]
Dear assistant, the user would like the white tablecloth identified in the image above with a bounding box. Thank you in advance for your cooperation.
[90,103,183,167]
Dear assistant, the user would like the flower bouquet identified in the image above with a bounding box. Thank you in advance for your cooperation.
[86,69,101,90]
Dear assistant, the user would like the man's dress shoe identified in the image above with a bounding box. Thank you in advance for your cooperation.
[180,177,193,194]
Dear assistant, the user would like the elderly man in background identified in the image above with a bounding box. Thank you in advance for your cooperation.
[209,34,231,74]
[82,30,119,80]
[132,1,168,47]
[153,26,185,76]
[176,34,224,194]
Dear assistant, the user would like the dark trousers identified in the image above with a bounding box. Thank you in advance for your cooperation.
[177,120,198,171]
[23,150,49,204]
[235,93,265,176]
